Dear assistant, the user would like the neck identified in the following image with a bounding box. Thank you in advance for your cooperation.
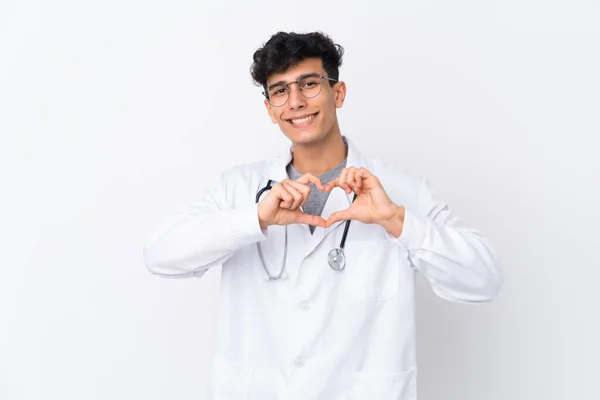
[291,131,347,176]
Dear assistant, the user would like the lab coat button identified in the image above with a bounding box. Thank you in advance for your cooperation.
[294,357,305,367]
[298,301,310,311]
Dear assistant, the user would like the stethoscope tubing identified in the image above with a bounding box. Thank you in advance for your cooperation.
[255,179,356,279]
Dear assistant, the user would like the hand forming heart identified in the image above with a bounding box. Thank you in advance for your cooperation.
[324,166,403,229]
[257,167,405,236]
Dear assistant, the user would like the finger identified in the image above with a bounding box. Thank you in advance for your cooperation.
[358,167,376,181]
[326,168,374,192]
[281,181,304,210]
[297,213,328,228]
[324,177,338,192]
[347,167,357,192]
[276,184,295,209]
[356,168,374,188]
[354,172,362,189]
[358,167,380,189]
[354,167,367,190]
[283,179,312,206]
[325,177,347,192]
[339,168,350,193]
[296,173,325,191]
[326,209,353,227]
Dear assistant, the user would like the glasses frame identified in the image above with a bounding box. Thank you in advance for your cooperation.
[262,73,338,107]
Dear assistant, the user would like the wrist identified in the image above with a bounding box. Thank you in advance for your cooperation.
[378,204,405,238]
[259,219,270,230]
[257,206,271,230]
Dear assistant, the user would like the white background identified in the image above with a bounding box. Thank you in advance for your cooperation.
[2,0,599,399]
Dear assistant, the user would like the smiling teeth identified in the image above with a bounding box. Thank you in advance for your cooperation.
[291,114,315,124]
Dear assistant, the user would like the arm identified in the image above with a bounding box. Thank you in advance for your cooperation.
[143,173,267,279]
[383,175,503,303]
[320,166,502,303]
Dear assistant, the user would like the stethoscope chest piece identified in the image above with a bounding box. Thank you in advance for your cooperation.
[328,248,346,271]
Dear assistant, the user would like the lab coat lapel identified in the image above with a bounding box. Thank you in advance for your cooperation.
[261,145,293,184]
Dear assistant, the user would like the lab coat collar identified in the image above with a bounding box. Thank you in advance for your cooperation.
[262,135,363,207]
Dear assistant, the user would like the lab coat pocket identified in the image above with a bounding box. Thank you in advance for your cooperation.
[208,354,254,400]
[342,240,400,302]
[351,368,417,400]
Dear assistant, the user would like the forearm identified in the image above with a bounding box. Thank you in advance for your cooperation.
[144,203,267,278]
[391,206,503,303]
[378,173,503,303]
[378,204,406,238]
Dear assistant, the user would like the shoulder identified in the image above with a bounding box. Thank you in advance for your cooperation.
[360,155,422,190]
[359,155,425,208]
[346,137,422,189]
[219,159,270,183]
[214,158,274,206]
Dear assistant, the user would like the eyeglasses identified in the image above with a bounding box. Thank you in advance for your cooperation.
[263,73,338,107]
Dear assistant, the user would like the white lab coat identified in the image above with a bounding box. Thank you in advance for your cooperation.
[143,136,503,400]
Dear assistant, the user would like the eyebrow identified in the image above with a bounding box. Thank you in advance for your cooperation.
[267,72,321,91]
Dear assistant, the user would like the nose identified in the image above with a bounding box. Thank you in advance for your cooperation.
[287,83,306,110]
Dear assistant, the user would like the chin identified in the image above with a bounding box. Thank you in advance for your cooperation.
[286,130,326,145]
[283,123,334,144]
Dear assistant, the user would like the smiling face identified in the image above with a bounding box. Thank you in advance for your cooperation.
[264,57,346,146]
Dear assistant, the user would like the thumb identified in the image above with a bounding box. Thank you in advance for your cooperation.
[297,213,328,228]
[326,209,353,228]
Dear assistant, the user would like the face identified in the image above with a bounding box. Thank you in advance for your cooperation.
[264,57,346,146]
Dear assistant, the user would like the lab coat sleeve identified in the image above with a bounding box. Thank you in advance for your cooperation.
[386,175,503,303]
[143,172,268,279]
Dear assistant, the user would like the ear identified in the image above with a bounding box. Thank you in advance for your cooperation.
[333,81,346,109]
[264,99,278,124]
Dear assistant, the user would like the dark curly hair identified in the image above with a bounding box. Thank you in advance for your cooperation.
[250,31,344,91]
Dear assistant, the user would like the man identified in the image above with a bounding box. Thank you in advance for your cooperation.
[144,31,503,400]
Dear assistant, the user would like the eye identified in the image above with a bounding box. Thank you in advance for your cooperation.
[270,87,287,97]
[300,78,321,90]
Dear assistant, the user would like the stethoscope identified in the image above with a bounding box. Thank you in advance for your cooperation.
[255,179,357,280]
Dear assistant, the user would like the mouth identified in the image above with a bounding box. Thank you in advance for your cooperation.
[286,112,318,128]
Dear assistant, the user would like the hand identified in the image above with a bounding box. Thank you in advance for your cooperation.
[257,173,328,229]
[324,167,404,230]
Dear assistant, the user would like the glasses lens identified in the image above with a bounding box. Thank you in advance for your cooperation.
[298,75,323,98]
[267,84,288,107]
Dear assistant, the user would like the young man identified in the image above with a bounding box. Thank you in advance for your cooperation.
[144,31,503,400]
